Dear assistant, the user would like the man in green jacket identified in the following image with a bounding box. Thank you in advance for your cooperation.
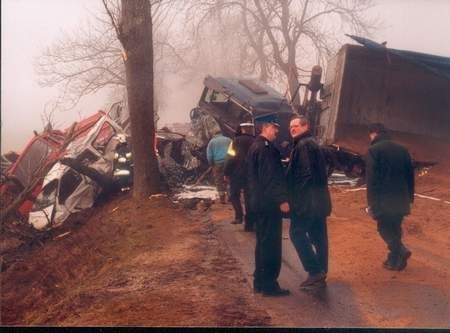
[366,123,415,271]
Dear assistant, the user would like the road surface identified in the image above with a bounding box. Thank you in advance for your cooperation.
[210,192,450,328]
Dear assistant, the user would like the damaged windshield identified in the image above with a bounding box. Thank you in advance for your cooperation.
[32,179,58,211]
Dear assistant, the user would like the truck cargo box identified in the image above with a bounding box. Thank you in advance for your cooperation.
[320,41,450,198]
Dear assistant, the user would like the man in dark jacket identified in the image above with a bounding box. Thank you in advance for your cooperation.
[224,123,255,231]
[247,119,290,296]
[366,123,414,271]
[286,115,331,290]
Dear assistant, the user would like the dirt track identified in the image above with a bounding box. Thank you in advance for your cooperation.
[1,168,449,327]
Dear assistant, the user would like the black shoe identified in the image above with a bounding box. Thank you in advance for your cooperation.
[396,248,412,271]
[231,219,243,224]
[300,272,326,287]
[383,259,397,270]
[261,286,290,297]
[300,279,327,291]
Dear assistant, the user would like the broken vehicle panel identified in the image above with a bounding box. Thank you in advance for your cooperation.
[29,162,101,230]
[28,113,129,229]
[156,129,203,188]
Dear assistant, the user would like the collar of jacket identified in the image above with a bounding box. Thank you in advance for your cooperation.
[257,135,271,146]
[293,130,313,144]
[371,132,391,145]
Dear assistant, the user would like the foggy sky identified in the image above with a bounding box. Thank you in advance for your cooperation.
[2,0,450,153]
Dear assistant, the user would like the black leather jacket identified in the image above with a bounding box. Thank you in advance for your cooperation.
[286,131,331,218]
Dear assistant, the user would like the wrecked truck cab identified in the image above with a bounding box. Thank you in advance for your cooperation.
[193,76,294,154]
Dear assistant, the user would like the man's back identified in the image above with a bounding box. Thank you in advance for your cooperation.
[207,134,232,164]
[366,134,414,216]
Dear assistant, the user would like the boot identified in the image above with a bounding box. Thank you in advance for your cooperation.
[300,272,327,289]
[396,247,412,271]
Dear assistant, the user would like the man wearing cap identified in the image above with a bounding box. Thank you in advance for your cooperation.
[247,119,290,296]
[286,115,331,290]
[207,131,232,204]
[224,122,255,230]
[366,123,414,270]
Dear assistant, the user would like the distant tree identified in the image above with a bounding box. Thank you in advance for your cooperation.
[103,0,160,197]
[187,0,376,108]
[36,0,184,113]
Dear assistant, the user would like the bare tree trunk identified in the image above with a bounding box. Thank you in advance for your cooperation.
[286,63,301,109]
[118,0,160,198]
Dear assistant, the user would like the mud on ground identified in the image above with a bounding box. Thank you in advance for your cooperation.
[1,195,270,326]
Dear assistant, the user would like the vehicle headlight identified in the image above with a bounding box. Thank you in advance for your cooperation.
[118,157,127,163]
[125,152,132,158]
[114,152,119,159]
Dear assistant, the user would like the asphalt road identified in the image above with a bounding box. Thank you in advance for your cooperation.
[214,216,450,328]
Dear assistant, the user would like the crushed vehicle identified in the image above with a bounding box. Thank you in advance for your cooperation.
[28,112,128,230]
[156,127,203,189]
[317,35,450,176]
[190,76,295,156]
[105,100,205,188]
[1,112,108,218]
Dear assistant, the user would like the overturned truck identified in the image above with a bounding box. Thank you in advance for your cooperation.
[194,36,450,179]
[319,36,450,177]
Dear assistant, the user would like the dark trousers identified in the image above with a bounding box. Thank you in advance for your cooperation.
[229,180,255,228]
[254,210,282,290]
[375,214,406,260]
[212,163,226,198]
[290,214,328,275]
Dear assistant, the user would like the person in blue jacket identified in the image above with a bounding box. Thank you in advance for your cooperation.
[207,131,232,204]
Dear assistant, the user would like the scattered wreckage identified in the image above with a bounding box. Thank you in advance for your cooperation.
[1,104,206,231]
[3,35,449,232]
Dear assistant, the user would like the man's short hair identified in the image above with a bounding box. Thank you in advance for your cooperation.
[261,121,279,129]
[368,123,387,134]
[290,114,309,127]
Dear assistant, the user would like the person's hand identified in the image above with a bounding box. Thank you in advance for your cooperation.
[279,202,290,213]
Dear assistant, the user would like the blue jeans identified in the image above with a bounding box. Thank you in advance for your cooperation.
[290,214,328,275]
